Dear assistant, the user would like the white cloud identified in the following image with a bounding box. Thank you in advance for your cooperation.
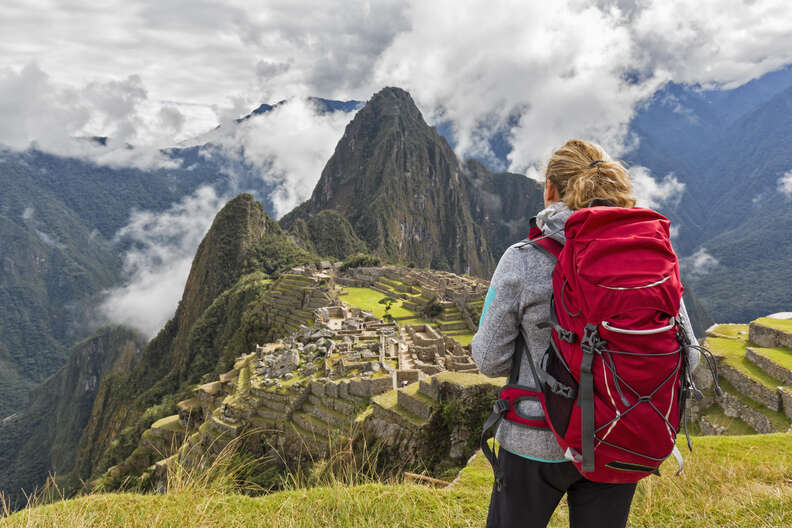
[98,186,228,337]
[669,225,680,240]
[682,247,720,277]
[370,1,792,176]
[0,63,182,169]
[778,170,792,197]
[209,98,355,217]
[629,166,686,209]
[1,1,791,179]
[21,207,34,220]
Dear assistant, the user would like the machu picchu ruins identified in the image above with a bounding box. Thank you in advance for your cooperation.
[96,264,498,490]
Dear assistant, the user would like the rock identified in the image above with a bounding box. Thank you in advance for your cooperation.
[284,372,294,380]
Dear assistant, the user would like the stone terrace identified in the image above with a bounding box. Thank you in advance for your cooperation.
[696,314,792,436]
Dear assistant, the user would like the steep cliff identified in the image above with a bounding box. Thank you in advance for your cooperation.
[0,325,146,507]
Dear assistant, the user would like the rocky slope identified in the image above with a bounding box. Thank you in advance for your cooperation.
[281,87,538,277]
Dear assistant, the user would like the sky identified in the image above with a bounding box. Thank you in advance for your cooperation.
[3,1,792,170]
[3,0,792,337]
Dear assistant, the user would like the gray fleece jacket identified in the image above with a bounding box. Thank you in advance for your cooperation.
[472,201,700,462]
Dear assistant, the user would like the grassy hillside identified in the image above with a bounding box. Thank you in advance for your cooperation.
[3,433,790,527]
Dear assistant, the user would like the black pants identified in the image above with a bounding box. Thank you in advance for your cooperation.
[486,449,637,528]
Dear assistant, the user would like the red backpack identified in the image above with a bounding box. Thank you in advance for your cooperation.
[481,206,712,486]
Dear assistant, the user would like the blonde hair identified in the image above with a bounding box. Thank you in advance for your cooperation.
[545,139,636,210]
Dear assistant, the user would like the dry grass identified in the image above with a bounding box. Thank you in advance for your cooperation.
[3,432,791,527]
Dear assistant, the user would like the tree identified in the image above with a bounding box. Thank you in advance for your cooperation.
[378,296,398,322]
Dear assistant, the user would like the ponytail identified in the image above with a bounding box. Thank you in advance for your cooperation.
[545,139,636,210]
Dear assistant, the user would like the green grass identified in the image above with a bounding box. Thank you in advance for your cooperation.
[397,316,435,326]
[448,334,474,346]
[339,287,416,319]
[753,317,792,332]
[4,434,791,527]
[371,388,426,428]
[706,337,786,391]
[709,324,749,339]
[150,416,184,433]
[433,372,506,388]
[697,405,757,436]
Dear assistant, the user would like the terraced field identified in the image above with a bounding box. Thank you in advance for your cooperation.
[703,319,792,434]
[338,286,476,346]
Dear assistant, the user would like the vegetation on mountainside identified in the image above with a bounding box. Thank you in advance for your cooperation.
[0,164,119,416]
[287,210,367,260]
[0,326,146,509]
[628,77,792,324]
[280,87,497,277]
[0,147,234,417]
[3,434,791,527]
[339,253,381,271]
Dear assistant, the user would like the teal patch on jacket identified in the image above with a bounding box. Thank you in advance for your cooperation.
[481,286,496,322]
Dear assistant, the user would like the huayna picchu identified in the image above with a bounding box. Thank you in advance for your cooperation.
[280,87,545,277]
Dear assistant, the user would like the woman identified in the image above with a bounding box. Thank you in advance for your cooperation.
[471,139,700,528]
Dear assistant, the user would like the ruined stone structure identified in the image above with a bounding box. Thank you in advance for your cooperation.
[337,265,488,333]
[692,314,792,436]
[99,265,489,490]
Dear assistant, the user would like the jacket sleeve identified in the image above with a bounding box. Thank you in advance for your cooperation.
[472,246,526,377]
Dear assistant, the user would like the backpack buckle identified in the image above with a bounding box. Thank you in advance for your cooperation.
[493,399,510,415]
[580,324,605,357]
[556,326,578,343]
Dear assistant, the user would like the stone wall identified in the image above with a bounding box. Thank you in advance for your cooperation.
[699,416,726,436]
[745,347,792,385]
[716,391,776,434]
[749,322,792,348]
[718,363,780,411]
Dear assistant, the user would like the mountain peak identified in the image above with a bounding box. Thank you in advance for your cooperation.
[281,87,495,276]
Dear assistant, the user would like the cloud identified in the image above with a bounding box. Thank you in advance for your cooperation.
[682,247,720,277]
[2,1,792,179]
[778,170,792,197]
[629,166,686,209]
[209,98,355,217]
[370,1,792,175]
[0,63,181,169]
[98,186,228,337]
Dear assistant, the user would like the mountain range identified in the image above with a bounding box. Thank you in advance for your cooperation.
[2,68,792,503]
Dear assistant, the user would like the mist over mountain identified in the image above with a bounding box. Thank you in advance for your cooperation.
[434,65,792,324]
[0,97,361,417]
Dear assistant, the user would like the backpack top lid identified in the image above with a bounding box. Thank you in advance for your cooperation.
[559,206,682,324]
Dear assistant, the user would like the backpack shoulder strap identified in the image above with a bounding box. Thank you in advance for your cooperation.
[519,217,562,259]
